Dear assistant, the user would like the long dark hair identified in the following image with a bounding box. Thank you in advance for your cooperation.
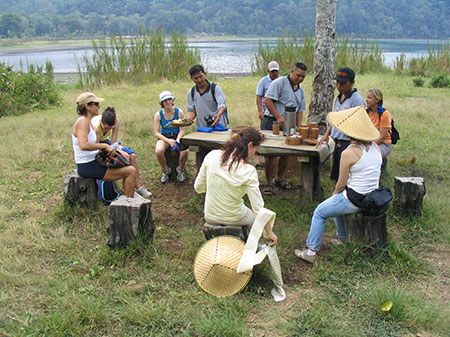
[221,127,264,170]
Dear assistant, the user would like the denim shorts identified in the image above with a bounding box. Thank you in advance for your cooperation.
[77,160,107,180]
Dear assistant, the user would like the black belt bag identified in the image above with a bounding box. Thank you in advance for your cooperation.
[346,186,393,216]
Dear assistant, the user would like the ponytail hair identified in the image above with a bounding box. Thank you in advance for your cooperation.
[221,127,264,170]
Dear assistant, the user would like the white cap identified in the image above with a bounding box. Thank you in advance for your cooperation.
[268,61,280,71]
[159,91,175,103]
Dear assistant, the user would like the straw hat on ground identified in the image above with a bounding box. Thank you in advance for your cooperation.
[327,105,380,142]
[194,236,252,297]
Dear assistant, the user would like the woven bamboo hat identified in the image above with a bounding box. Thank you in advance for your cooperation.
[194,236,252,297]
[327,106,380,141]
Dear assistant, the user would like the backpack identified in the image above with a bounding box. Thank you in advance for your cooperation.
[191,82,229,123]
[96,180,120,205]
[379,108,400,145]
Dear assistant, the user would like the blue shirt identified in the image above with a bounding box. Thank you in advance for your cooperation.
[256,74,273,114]
[264,76,306,117]
[330,89,366,140]
[160,107,180,135]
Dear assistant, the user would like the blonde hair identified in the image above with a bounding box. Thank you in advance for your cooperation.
[367,88,383,105]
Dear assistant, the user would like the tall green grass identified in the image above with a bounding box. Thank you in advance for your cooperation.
[393,40,450,76]
[253,34,386,75]
[78,29,201,87]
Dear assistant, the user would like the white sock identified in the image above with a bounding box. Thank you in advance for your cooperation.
[271,286,286,302]
[307,248,316,256]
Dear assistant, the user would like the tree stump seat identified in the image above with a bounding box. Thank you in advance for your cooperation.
[164,148,180,181]
[63,170,98,210]
[202,222,249,242]
[108,195,155,248]
[394,177,426,216]
[345,212,388,252]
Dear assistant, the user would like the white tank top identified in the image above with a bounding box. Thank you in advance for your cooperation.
[72,123,98,164]
[346,143,382,194]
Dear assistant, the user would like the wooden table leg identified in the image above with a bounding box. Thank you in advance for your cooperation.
[195,147,211,172]
[299,155,323,204]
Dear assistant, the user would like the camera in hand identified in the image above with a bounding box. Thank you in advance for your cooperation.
[204,115,214,127]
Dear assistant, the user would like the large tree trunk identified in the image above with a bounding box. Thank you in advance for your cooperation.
[308,0,337,133]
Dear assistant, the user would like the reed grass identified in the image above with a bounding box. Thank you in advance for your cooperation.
[253,34,386,75]
[78,29,200,88]
[393,40,450,76]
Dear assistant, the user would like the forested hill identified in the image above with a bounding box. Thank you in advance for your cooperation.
[0,0,448,39]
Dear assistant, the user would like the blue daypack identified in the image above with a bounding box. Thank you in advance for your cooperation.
[96,180,120,205]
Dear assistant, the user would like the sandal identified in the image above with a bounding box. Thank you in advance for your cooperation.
[263,184,274,195]
[274,178,292,190]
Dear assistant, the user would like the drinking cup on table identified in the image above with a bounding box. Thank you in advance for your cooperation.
[272,121,280,135]
[299,127,309,139]
[310,127,320,139]
[309,122,318,130]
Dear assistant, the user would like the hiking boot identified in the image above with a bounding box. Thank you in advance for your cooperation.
[176,167,185,182]
[294,248,317,264]
[135,186,152,197]
[160,168,171,184]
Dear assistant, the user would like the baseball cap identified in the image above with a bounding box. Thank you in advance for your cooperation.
[268,61,280,72]
[335,67,355,83]
[76,92,104,107]
[159,90,175,103]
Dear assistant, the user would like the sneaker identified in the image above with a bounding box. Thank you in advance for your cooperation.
[330,238,344,246]
[270,286,286,302]
[133,191,144,199]
[176,167,185,183]
[135,186,152,197]
[160,168,171,184]
[294,248,317,264]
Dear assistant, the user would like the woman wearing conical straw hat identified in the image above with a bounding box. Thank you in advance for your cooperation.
[295,106,382,263]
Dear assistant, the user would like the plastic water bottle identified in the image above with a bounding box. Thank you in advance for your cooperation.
[112,141,121,150]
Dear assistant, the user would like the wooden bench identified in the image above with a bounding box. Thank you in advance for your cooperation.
[108,195,155,248]
[202,222,249,242]
[63,170,97,210]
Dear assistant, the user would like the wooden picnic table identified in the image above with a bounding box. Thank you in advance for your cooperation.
[181,130,331,204]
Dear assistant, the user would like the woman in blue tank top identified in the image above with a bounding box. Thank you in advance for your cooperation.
[153,91,189,183]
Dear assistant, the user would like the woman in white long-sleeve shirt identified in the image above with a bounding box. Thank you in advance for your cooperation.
[194,127,277,246]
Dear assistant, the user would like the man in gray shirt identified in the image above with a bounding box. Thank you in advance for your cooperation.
[316,67,366,181]
[187,64,228,128]
[256,60,280,122]
[262,62,307,195]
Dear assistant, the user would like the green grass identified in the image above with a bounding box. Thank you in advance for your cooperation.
[0,74,449,336]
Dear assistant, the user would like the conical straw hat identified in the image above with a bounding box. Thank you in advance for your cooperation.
[194,236,252,297]
[327,106,380,141]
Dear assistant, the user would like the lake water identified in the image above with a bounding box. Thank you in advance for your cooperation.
[0,39,443,74]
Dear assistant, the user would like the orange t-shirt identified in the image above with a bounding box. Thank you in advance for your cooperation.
[368,109,392,144]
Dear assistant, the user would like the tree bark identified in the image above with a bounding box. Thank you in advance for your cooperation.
[108,196,155,248]
[345,212,388,252]
[308,0,337,133]
[394,177,426,216]
[63,170,98,210]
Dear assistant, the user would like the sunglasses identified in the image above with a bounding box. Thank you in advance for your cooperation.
[88,102,99,107]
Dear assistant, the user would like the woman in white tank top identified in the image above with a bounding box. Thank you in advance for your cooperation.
[295,106,382,263]
[72,92,137,198]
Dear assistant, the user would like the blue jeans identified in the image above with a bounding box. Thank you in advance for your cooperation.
[306,192,359,251]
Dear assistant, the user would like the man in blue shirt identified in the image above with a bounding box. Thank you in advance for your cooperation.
[262,62,307,195]
[317,67,366,181]
[256,60,280,122]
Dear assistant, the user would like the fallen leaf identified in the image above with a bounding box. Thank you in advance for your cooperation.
[381,300,393,312]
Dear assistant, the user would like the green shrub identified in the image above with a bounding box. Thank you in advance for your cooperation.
[429,73,450,88]
[0,61,60,117]
[412,77,425,87]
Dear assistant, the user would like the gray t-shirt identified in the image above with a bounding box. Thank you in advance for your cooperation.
[330,89,366,140]
[264,76,306,117]
[256,74,273,113]
[187,82,227,128]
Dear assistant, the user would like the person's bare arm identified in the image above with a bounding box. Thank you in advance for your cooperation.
[110,118,120,143]
[316,125,332,148]
[265,97,284,126]
[153,111,177,147]
[333,146,361,194]
[256,95,264,120]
